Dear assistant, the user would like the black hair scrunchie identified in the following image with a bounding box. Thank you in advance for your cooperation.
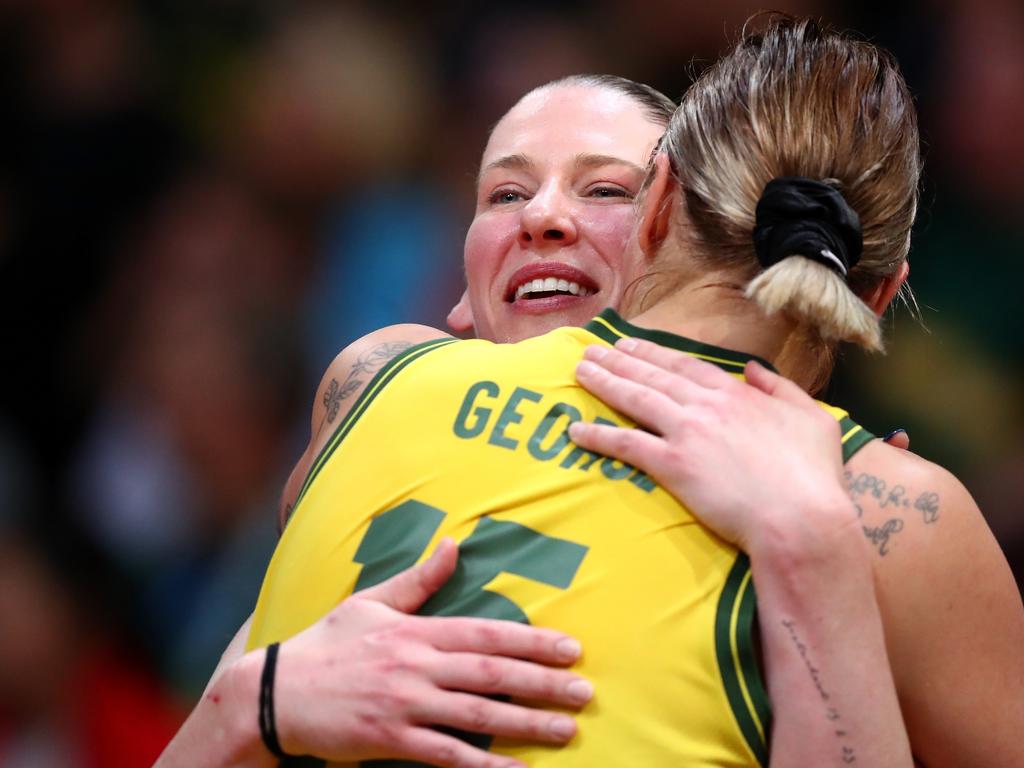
[753,177,863,278]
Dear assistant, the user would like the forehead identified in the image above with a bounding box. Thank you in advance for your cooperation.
[481,85,664,170]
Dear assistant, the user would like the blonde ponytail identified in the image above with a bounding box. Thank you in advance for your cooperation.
[745,258,883,351]
[657,15,920,366]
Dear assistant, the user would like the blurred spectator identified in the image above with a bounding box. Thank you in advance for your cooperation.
[0,526,183,768]
[72,171,305,695]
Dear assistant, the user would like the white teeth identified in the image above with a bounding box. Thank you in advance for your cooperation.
[513,276,596,300]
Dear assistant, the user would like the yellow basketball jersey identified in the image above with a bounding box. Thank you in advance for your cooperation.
[248,309,873,768]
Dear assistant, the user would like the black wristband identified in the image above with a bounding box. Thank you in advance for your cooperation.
[259,642,288,759]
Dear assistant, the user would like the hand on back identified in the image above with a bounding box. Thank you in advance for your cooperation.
[253,539,591,768]
[569,338,856,554]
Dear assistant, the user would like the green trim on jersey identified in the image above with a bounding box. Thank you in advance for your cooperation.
[589,306,875,767]
[585,309,776,373]
[839,415,874,461]
[715,553,770,767]
[291,337,458,516]
[587,308,875,459]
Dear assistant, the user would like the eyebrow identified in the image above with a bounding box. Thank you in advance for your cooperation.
[477,153,645,185]
[478,153,532,183]
[573,154,645,175]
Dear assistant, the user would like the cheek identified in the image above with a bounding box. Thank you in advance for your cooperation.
[464,213,518,289]
[580,206,638,275]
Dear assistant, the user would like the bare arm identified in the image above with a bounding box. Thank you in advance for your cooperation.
[158,325,598,768]
[156,540,591,768]
[748,507,907,768]
[279,325,450,529]
[568,338,912,767]
[848,442,1024,767]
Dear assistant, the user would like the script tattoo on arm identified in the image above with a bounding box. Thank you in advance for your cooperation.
[323,342,413,424]
[844,471,941,556]
[781,619,857,763]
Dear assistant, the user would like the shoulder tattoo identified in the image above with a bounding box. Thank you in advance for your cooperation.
[844,470,941,557]
[323,341,413,424]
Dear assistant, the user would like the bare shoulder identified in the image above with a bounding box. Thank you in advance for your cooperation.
[278,324,452,526]
[847,440,1024,766]
[843,440,970,556]
[310,324,454,443]
[844,439,1013,589]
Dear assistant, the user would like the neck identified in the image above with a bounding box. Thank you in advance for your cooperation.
[625,276,821,390]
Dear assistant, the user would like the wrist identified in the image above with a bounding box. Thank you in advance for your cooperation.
[748,488,864,556]
[214,650,278,767]
[747,492,872,592]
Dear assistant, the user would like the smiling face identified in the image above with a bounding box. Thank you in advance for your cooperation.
[463,84,666,342]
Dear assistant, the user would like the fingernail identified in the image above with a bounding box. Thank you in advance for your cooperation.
[585,345,608,360]
[615,338,637,352]
[567,679,593,704]
[882,428,906,441]
[576,360,598,377]
[555,637,581,660]
[549,716,576,740]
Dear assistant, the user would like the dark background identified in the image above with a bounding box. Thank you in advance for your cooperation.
[1,1,1021,764]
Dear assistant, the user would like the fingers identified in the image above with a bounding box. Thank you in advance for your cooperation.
[360,538,459,613]
[394,727,526,768]
[431,653,593,709]
[575,356,683,433]
[611,337,735,389]
[422,617,581,667]
[416,691,578,746]
[583,344,710,403]
[567,420,666,476]
[743,360,813,407]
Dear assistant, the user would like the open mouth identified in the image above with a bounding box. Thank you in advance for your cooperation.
[505,264,600,303]
[513,277,595,301]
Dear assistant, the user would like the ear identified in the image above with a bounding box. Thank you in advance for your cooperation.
[864,260,909,316]
[446,290,475,333]
[637,153,675,259]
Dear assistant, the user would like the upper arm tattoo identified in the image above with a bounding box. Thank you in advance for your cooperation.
[323,342,413,424]
[844,470,941,557]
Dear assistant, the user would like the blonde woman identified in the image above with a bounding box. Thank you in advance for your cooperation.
[236,17,1023,768]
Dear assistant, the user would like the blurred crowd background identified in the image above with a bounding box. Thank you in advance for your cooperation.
[0,0,1021,764]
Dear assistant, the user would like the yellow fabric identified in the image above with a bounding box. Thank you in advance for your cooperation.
[248,311,866,767]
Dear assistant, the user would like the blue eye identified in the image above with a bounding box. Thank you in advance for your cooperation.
[490,189,527,204]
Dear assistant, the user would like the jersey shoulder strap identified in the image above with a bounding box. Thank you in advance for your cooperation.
[817,402,876,463]
[294,337,458,511]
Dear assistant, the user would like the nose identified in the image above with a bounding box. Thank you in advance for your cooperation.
[518,185,578,248]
